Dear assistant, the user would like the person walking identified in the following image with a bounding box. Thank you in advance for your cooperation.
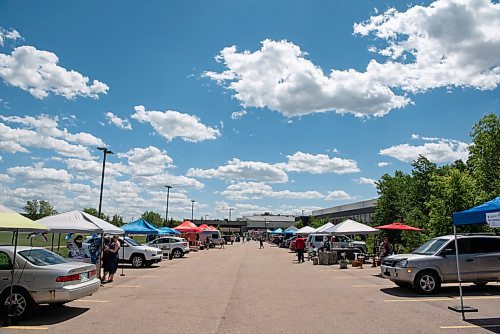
[295,235,306,263]
[220,237,225,249]
[259,235,264,249]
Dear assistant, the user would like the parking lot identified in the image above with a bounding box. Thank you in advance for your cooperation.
[2,242,499,333]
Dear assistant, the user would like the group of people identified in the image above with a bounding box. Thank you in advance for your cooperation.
[66,234,121,284]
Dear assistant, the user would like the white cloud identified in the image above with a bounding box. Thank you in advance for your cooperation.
[357,177,376,187]
[205,0,500,118]
[379,136,469,163]
[220,182,323,201]
[231,110,247,120]
[377,162,390,167]
[0,28,21,46]
[325,190,352,200]
[118,146,174,177]
[7,165,72,184]
[105,112,132,130]
[188,158,288,183]
[279,151,360,174]
[132,105,221,142]
[0,173,14,183]
[0,46,109,99]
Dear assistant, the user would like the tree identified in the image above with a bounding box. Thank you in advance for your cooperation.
[373,171,413,226]
[308,217,329,229]
[468,113,500,201]
[141,211,163,227]
[111,214,124,226]
[83,207,110,222]
[24,200,57,220]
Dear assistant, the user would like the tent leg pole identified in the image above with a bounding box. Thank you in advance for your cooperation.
[120,233,125,276]
[7,229,19,325]
[51,233,54,251]
[57,233,61,252]
[453,225,465,321]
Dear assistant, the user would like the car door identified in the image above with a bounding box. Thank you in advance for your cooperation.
[472,237,500,281]
[0,251,13,293]
[440,239,477,282]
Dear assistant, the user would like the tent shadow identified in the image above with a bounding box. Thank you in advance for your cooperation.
[380,284,500,298]
[15,305,89,326]
[465,318,500,334]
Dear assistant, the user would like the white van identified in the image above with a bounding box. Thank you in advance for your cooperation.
[199,230,222,246]
[306,233,368,253]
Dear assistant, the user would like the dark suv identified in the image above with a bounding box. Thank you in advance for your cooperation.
[381,234,500,294]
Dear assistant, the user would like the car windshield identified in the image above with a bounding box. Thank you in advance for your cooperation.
[19,249,67,266]
[124,237,140,246]
[412,239,448,255]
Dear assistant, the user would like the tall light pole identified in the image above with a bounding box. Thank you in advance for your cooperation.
[97,147,113,218]
[165,185,172,226]
[301,209,305,216]
[191,200,195,221]
[228,208,234,222]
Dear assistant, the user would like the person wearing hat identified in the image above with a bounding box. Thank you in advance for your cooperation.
[67,235,88,259]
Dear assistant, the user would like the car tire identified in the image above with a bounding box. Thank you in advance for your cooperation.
[1,288,34,320]
[131,254,145,268]
[172,249,184,258]
[414,271,441,294]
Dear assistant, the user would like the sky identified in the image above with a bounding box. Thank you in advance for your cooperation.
[0,0,498,222]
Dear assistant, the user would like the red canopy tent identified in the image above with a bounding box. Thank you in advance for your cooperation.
[198,224,209,230]
[375,222,423,231]
[206,226,218,231]
[174,221,202,233]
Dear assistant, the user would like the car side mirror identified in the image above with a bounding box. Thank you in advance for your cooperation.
[123,243,129,247]
[441,248,454,256]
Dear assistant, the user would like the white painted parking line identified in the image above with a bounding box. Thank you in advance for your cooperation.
[73,299,109,303]
[441,324,500,329]
[385,295,500,303]
[0,326,48,331]
[352,284,394,288]
[121,275,160,278]
[107,285,141,288]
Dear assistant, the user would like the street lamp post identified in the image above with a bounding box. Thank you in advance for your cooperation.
[301,209,305,217]
[191,200,195,221]
[228,208,233,222]
[97,147,113,218]
[165,185,172,226]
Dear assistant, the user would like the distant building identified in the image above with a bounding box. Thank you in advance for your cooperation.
[239,213,296,232]
[311,199,377,224]
[191,218,246,234]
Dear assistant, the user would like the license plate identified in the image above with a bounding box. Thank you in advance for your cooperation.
[80,272,89,282]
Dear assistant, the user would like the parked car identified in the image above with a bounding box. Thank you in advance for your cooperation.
[199,230,223,246]
[147,236,190,258]
[305,233,368,253]
[285,236,297,249]
[0,246,100,319]
[381,234,500,294]
[84,236,163,268]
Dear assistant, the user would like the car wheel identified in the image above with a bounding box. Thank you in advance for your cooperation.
[473,281,488,287]
[172,249,183,258]
[2,288,34,319]
[131,254,145,268]
[414,271,441,294]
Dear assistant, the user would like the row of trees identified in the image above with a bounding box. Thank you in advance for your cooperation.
[373,113,500,251]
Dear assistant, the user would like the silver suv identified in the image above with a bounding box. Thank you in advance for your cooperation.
[381,234,500,294]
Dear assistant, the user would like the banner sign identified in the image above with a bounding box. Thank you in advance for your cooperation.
[486,212,500,228]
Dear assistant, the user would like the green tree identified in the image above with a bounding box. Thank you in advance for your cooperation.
[373,171,413,226]
[295,219,304,229]
[308,217,329,229]
[24,200,57,220]
[83,207,110,222]
[467,113,500,201]
[141,211,163,227]
[111,214,124,226]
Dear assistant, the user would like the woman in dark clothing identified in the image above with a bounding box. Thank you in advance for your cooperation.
[102,235,120,283]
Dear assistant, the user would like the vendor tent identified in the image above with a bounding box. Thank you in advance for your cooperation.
[158,226,180,235]
[121,218,163,234]
[206,226,218,231]
[315,222,334,233]
[199,224,209,230]
[324,219,380,235]
[375,222,422,231]
[174,221,202,233]
[36,210,124,234]
[295,226,316,234]
[450,196,500,319]
[271,228,283,234]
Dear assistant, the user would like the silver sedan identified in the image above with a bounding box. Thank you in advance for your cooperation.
[0,246,100,319]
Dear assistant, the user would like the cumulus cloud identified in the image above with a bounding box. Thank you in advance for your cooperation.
[231,110,248,120]
[377,162,390,167]
[379,136,469,163]
[221,182,323,201]
[357,177,376,187]
[118,146,174,177]
[205,0,500,117]
[0,28,21,46]
[188,158,288,183]
[278,151,360,174]
[0,46,109,99]
[7,165,72,184]
[132,105,221,142]
[105,112,132,130]
[0,114,104,159]
[325,190,352,200]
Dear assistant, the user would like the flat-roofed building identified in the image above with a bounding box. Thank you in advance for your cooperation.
[240,213,296,232]
[311,199,377,224]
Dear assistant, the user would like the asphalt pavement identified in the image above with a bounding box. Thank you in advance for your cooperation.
[2,241,500,333]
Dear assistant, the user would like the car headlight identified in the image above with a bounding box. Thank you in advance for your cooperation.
[396,260,408,268]
[145,249,152,253]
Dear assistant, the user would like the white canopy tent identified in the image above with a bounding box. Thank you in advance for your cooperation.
[36,210,124,234]
[315,222,334,233]
[295,226,316,234]
[323,219,380,235]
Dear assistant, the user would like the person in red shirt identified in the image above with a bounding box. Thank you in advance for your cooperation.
[295,236,306,263]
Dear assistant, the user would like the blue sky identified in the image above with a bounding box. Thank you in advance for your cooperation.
[0,0,498,221]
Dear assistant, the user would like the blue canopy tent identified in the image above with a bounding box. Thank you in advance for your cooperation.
[271,228,283,234]
[449,196,500,319]
[121,218,163,235]
[158,226,180,235]
[283,229,295,235]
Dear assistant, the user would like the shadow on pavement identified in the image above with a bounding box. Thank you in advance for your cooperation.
[17,305,89,326]
[118,264,161,269]
[380,284,500,298]
[466,318,500,334]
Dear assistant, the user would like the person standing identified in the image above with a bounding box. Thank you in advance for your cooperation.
[295,235,306,263]
[259,235,264,249]
[379,236,393,259]
[220,237,225,249]
[102,235,120,283]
